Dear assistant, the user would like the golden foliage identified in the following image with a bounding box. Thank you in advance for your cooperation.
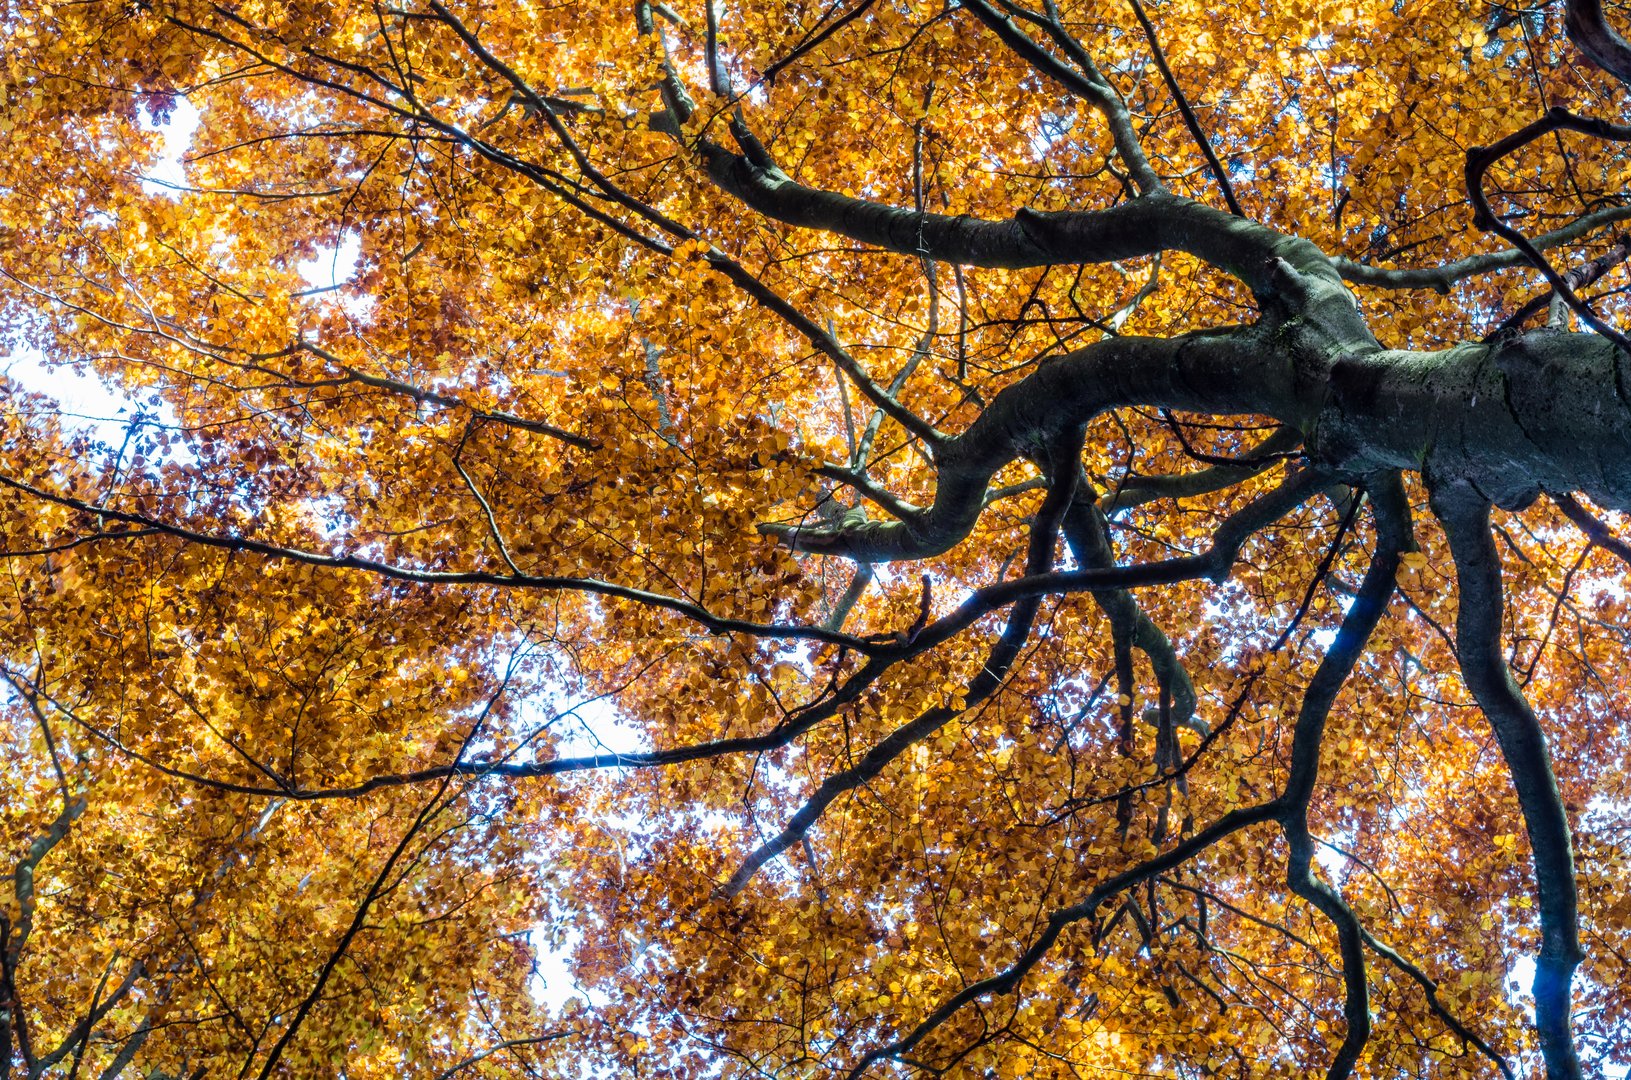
[0,0,1626,1076]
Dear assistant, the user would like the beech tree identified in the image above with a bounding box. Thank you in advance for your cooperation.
[3,0,1631,1075]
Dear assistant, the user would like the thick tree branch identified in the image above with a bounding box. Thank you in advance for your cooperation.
[761,327,1313,561]
[699,159,1341,299]
[1063,481,1202,736]
[1552,492,1631,568]
[1100,425,1302,512]
[1564,0,1631,83]
[1431,483,1583,1080]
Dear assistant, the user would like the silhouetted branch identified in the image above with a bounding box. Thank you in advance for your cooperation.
[1432,482,1584,1080]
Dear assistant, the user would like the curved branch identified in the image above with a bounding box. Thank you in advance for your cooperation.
[700,156,1334,297]
[1564,0,1631,83]
[1099,425,1302,513]
[761,327,1311,561]
[722,433,1084,896]
[958,0,1160,193]
[1465,108,1631,353]
[1431,483,1583,1080]
[1274,472,1411,1079]
[1279,472,1409,809]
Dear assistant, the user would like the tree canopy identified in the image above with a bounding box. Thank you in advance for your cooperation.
[2,0,1630,1075]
